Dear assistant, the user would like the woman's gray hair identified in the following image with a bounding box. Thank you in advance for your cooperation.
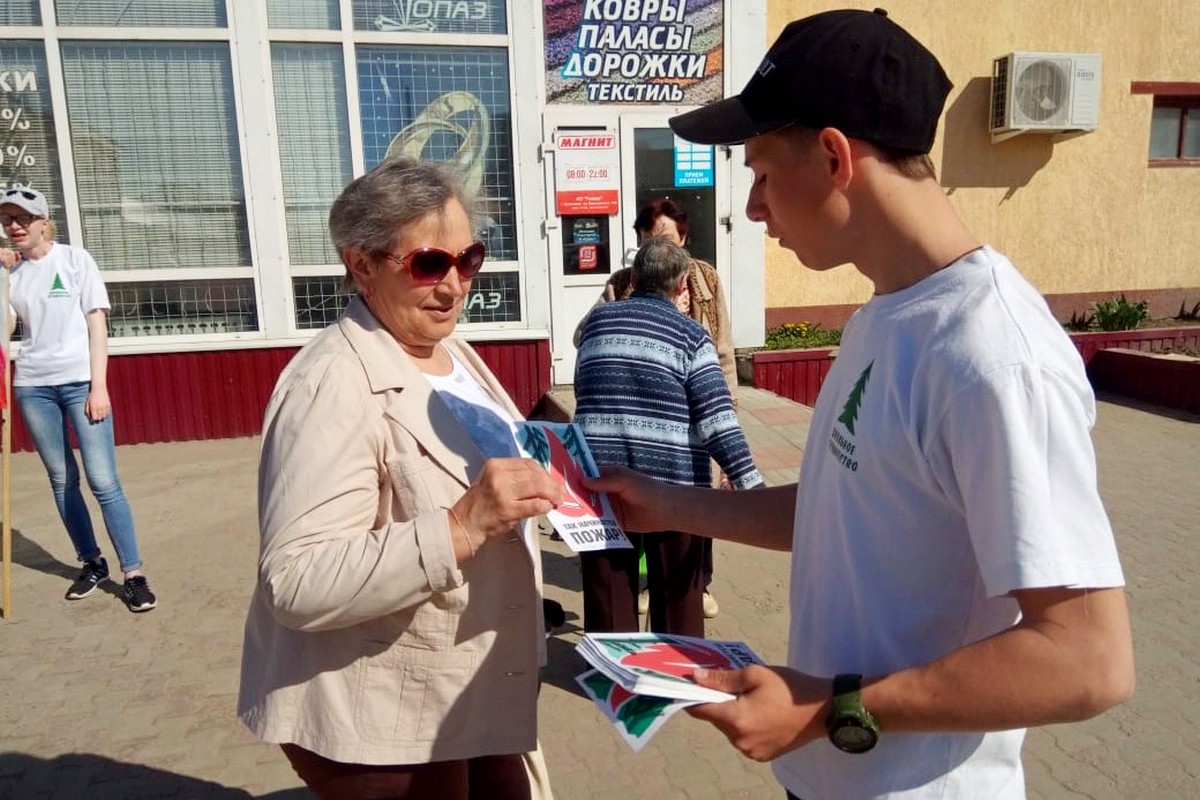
[329,156,476,291]
[631,237,691,296]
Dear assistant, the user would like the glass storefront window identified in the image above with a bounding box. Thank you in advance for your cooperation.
[1,2,40,25]
[632,128,717,267]
[352,0,507,34]
[293,276,349,331]
[54,0,226,27]
[272,43,352,266]
[357,45,517,260]
[267,0,340,30]
[60,41,251,271]
[459,270,520,323]
[106,278,258,337]
[0,41,68,240]
[292,272,520,331]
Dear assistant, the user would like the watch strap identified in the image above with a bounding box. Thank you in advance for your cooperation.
[832,673,863,698]
[827,673,881,753]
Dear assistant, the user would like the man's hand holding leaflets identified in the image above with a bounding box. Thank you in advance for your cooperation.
[575,632,764,751]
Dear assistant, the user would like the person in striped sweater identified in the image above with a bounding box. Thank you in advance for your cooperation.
[574,237,763,637]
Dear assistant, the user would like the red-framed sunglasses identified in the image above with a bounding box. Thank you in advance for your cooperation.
[381,241,486,285]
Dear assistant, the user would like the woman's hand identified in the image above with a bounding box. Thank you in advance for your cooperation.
[85,385,112,422]
[0,248,21,269]
[451,458,563,553]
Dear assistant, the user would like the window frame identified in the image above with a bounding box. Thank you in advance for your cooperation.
[263,10,528,336]
[1,0,535,352]
[1133,81,1200,168]
[0,15,264,350]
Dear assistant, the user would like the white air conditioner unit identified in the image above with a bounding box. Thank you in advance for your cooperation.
[990,52,1101,142]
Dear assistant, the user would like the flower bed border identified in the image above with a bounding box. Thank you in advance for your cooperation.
[1086,349,1199,414]
[751,326,1200,409]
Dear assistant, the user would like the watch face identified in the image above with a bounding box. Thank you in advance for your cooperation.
[833,722,878,753]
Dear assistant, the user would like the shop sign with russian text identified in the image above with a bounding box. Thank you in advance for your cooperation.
[545,0,724,105]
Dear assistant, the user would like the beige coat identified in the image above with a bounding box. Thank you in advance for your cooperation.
[238,298,546,767]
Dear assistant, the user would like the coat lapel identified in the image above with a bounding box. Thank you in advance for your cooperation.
[338,299,482,490]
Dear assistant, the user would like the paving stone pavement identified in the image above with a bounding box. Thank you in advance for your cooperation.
[0,388,1196,799]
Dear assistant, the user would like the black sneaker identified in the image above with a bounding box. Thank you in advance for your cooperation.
[123,576,157,612]
[66,558,110,600]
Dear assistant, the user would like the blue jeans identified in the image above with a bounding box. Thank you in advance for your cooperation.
[15,382,142,572]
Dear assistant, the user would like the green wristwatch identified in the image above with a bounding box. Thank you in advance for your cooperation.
[826,673,881,753]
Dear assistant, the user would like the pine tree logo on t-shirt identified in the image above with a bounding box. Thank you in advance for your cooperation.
[836,361,873,436]
[828,361,873,473]
[48,272,70,298]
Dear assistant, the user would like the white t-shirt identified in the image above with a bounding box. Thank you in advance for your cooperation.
[425,351,538,559]
[10,243,110,387]
[425,352,523,461]
[773,247,1124,799]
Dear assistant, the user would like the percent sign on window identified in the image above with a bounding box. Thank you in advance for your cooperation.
[1,108,31,131]
[0,145,36,167]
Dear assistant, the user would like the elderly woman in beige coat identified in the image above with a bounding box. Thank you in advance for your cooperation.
[239,156,560,800]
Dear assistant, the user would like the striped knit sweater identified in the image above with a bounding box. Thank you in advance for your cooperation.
[574,292,764,490]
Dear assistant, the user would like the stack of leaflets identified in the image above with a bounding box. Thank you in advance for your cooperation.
[575,632,763,751]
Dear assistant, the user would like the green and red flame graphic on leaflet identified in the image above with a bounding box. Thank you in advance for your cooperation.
[576,634,762,749]
[518,421,630,551]
[581,671,677,738]
[519,423,602,516]
[604,637,737,679]
[581,638,741,737]
[543,426,604,518]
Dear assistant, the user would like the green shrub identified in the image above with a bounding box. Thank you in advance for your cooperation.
[1064,309,1095,332]
[1091,294,1149,332]
[764,322,842,350]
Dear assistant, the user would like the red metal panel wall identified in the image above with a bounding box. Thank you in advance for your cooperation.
[1069,328,1200,364]
[471,339,552,417]
[10,339,551,452]
[752,349,836,407]
[1087,349,1200,414]
[748,327,1200,408]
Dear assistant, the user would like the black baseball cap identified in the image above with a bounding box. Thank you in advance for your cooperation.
[670,8,952,154]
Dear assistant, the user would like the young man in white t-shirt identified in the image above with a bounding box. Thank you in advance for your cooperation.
[586,9,1133,799]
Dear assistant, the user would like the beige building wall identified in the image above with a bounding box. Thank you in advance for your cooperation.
[759,0,1200,322]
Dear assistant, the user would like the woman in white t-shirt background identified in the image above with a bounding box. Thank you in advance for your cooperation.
[1,186,156,612]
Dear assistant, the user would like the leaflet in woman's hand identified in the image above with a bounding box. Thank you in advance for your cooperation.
[516,421,632,552]
[576,632,763,704]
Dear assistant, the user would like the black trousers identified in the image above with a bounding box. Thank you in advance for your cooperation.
[580,530,704,637]
[281,744,530,800]
[701,534,714,588]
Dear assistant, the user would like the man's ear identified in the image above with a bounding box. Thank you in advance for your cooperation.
[816,127,855,190]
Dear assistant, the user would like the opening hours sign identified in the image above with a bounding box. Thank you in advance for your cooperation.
[554,131,620,215]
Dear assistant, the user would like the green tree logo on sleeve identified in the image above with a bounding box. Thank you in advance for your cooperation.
[837,361,874,436]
